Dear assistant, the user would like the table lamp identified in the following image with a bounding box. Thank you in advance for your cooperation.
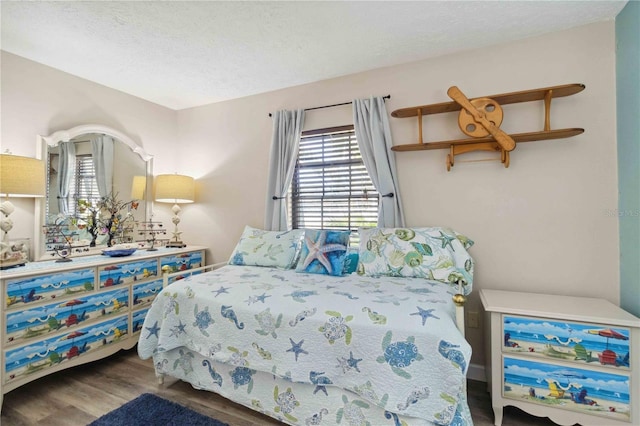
[154,174,194,248]
[0,153,46,269]
[130,175,147,200]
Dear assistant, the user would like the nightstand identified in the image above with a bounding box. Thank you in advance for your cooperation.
[480,289,639,426]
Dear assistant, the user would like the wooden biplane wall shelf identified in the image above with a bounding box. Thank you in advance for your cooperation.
[390,83,585,170]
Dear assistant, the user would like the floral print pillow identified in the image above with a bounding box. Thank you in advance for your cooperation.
[228,226,304,269]
[357,227,474,292]
[295,229,350,276]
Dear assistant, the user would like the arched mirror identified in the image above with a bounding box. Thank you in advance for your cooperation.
[34,124,153,260]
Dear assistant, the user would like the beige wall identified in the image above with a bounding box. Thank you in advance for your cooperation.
[0,51,177,243]
[1,21,619,371]
[172,21,618,370]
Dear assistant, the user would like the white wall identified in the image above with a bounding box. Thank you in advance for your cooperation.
[1,21,619,369]
[171,21,618,368]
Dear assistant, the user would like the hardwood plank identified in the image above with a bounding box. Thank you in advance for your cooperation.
[36,405,95,426]
[1,348,558,426]
[1,376,70,424]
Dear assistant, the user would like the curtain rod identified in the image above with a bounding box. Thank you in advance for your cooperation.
[268,94,391,117]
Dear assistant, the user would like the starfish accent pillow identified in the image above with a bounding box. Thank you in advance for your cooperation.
[295,229,350,276]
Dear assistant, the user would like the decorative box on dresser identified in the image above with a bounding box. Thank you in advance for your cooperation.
[0,246,206,411]
[480,289,640,426]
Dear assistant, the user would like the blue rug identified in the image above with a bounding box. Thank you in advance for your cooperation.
[89,393,229,426]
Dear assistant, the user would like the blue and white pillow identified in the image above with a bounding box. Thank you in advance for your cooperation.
[295,229,350,276]
[228,226,303,269]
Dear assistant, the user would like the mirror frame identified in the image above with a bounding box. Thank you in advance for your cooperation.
[34,124,153,260]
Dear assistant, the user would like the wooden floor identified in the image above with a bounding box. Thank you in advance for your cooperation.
[1,348,560,426]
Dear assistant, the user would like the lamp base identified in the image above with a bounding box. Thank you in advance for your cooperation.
[0,258,26,270]
[166,240,187,248]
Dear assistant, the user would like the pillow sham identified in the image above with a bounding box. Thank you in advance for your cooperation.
[228,226,303,269]
[295,229,350,276]
[356,227,474,289]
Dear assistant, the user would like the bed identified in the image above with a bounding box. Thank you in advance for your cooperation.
[138,226,475,425]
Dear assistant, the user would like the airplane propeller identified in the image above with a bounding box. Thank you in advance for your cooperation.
[447,86,516,152]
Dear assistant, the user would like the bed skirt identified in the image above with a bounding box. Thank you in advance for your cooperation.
[153,347,472,426]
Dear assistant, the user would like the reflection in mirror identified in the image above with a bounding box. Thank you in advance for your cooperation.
[34,125,152,260]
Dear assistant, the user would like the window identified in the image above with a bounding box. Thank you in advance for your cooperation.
[290,125,378,233]
[68,155,100,216]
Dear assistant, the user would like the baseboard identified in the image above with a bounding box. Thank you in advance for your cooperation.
[467,362,486,382]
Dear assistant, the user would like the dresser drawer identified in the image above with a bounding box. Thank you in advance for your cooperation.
[503,356,631,423]
[5,268,95,308]
[98,258,158,288]
[132,307,150,334]
[4,288,129,346]
[132,278,163,309]
[4,314,129,384]
[503,315,631,370]
[160,251,204,283]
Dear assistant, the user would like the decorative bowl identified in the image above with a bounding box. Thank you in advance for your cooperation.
[102,247,137,257]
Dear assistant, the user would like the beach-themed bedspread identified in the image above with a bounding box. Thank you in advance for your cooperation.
[138,265,471,425]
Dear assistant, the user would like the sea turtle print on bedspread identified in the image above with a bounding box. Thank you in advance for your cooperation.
[138,265,472,425]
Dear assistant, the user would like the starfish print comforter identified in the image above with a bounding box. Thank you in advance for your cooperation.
[138,265,472,425]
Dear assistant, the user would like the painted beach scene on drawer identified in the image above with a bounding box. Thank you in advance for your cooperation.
[160,251,203,282]
[132,307,150,333]
[503,357,630,421]
[132,278,163,308]
[160,251,203,272]
[503,316,630,369]
[4,315,128,383]
[98,258,158,288]
[5,288,129,345]
[6,268,94,308]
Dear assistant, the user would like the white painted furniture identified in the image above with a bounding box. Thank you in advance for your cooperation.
[481,289,640,426]
[0,246,206,411]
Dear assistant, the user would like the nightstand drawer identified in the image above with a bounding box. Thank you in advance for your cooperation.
[503,356,631,423]
[503,315,631,370]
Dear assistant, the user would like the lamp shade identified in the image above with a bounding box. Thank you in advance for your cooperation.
[131,175,147,200]
[0,154,46,197]
[155,174,195,203]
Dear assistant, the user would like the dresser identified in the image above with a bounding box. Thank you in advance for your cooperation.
[0,246,206,410]
[481,289,640,426]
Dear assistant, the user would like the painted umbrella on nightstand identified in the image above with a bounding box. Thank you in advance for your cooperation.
[587,328,629,349]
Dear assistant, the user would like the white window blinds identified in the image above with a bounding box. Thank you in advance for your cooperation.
[290,126,378,231]
[69,155,100,216]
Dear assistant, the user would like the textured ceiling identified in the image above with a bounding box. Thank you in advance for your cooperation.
[1,1,627,110]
